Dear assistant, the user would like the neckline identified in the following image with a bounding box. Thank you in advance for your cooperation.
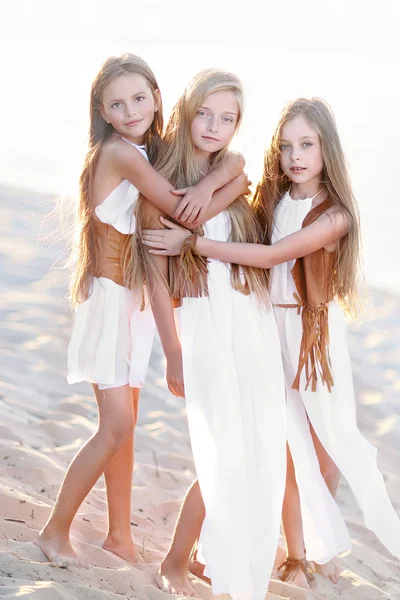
[119,135,146,150]
[283,190,313,203]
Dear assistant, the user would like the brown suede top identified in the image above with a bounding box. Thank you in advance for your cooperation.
[92,219,128,286]
[276,197,338,393]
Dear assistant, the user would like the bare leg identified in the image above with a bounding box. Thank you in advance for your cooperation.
[310,425,341,584]
[102,387,143,563]
[35,384,135,567]
[311,424,340,497]
[280,445,312,589]
[156,479,204,597]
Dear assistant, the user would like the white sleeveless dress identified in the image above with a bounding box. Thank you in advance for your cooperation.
[271,191,400,563]
[67,143,155,390]
[178,211,287,600]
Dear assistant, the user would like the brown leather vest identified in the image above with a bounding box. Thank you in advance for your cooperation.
[92,219,128,286]
[276,197,338,393]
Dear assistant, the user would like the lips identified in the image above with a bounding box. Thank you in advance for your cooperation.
[290,166,306,172]
[125,119,143,126]
[202,135,220,142]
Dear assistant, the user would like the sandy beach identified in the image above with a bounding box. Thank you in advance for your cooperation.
[0,184,399,600]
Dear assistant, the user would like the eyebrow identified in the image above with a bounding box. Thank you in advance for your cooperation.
[280,135,317,142]
[108,91,147,103]
[199,105,238,116]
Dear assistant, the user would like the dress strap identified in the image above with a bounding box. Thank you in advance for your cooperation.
[118,135,146,151]
[302,197,334,227]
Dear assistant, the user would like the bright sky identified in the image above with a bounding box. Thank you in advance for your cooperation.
[1,0,400,292]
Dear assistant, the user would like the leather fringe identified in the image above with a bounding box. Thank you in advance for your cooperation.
[278,557,315,584]
[292,300,334,393]
[170,234,209,302]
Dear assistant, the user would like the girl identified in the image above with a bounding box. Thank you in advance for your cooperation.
[137,69,287,600]
[35,53,248,567]
[143,97,400,588]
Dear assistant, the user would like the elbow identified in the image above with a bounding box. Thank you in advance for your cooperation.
[228,151,245,172]
[235,152,246,171]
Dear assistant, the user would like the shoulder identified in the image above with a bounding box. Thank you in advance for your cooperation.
[312,204,350,241]
[224,150,246,169]
[325,205,350,233]
[102,134,147,167]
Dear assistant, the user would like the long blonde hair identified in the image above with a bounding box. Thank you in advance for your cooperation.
[133,69,269,303]
[70,53,163,305]
[253,97,361,316]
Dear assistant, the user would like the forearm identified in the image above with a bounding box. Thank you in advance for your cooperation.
[199,175,247,224]
[201,152,245,193]
[147,256,180,358]
[194,214,346,268]
[195,237,272,268]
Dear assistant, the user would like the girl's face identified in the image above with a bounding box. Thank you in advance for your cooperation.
[279,115,324,185]
[101,73,159,144]
[191,90,239,155]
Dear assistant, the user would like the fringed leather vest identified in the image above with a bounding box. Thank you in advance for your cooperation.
[275,198,337,393]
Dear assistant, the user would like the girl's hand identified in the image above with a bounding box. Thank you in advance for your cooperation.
[166,350,185,398]
[237,171,252,196]
[142,218,192,256]
[172,181,213,226]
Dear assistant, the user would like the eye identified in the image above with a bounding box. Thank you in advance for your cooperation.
[303,142,313,147]
[111,102,122,109]
[280,144,289,150]
[222,116,233,124]
[198,110,209,117]
[135,96,145,102]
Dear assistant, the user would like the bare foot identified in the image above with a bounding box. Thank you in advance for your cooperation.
[272,538,287,571]
[103,535,144,564]
[188,558,211,585]
[34,530,84,568]
[284,568,311,589]
[155,561,200,598]
[278,558,313,590]
[314,559,341,584]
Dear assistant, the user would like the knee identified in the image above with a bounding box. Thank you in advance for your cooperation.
[321,464,340,493]
[100,419,134,452]
[285,465,298,490]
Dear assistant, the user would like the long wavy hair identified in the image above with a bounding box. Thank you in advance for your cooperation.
[253,97,361,316]
[132,68,269,304]
[70,53,164,305]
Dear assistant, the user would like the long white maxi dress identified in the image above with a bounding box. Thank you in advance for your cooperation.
[271,191,400,564]
[67,143,155,390]
[178,210,287,600]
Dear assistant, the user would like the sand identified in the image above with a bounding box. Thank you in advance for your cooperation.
[0,185,399,599]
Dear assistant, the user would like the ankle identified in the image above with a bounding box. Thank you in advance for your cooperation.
[161,553,188,572]
[105,531,133,544]
[39,525,70,540]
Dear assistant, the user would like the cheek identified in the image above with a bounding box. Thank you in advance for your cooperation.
[191,119,202,139]
[314,149,324,170]
[220,125,236,145]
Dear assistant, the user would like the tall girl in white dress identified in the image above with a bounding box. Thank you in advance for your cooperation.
[139,69,287,600]
[35,54,247,568]
[143,97,400,590]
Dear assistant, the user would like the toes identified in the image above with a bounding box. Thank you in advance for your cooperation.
[53,559,69,569]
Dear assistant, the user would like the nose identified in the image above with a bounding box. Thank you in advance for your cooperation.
[126,104,137,118]
[290,146,300,162]
[208,115,219,133]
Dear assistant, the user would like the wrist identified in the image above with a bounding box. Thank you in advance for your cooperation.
[195,176,216,195]
[165,346,182,363]
[165,344,182,360]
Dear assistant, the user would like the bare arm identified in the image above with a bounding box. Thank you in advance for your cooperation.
[142,209,350,268]
[109,139,245,226]
[146,254,185,398]
[174,152,246,224]
[195,172,251,225]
